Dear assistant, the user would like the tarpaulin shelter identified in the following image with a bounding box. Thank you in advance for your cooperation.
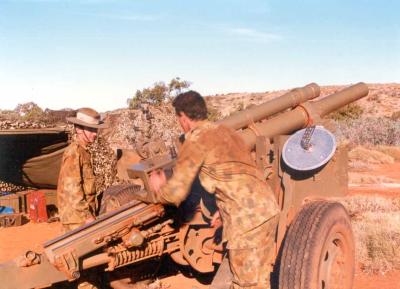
[0,128,69,189]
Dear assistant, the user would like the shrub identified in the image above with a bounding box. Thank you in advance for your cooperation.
[335,117,400,146]
[236,101,245,112]
[14,102,45,122]
[328,103,364,121]
[390,111,400,121]
[0,109,19,121]
[207,105,222,122]
[127,78,191,109]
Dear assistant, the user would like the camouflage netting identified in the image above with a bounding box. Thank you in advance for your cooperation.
[0,103,182,194]
[0,105,75,130]
[104,104,181,150]
[0,181,26,193]
[90,104,181,194]
[88,136,118,194]
[0,120,53,130]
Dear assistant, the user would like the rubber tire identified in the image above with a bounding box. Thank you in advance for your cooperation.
[279,201,355,289]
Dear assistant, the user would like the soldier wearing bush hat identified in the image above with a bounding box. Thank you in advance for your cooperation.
[58,107,107,232]
[66,107,107,130]
[57,107,107,288]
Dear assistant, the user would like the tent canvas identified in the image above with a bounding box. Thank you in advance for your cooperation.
[0,128,69,189]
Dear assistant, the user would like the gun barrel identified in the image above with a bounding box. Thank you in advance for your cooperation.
[217,83,320,130]
[239,82,368,148]
[314,82,369,116]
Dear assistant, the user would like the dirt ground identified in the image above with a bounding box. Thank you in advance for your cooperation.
[349,162,400,197]
[1,161,399,289]
[1,220,399,289]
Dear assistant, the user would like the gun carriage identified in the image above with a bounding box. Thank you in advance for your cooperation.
[0,83,369,289]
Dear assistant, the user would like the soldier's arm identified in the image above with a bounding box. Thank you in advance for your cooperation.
[157,139,206,207]
[62,153,95,220]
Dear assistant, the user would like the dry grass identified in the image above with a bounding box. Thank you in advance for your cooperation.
[349,146,395,165]
[375,146,400,161]
[335,117,400,146]
[340,196,400,273]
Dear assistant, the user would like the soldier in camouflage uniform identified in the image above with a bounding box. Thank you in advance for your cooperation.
[57,107,106,233]
[149,91,280,289]
[57,107,106,289]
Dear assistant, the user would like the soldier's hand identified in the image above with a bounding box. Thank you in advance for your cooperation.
[210,211,222,228]
[149,169,167,193]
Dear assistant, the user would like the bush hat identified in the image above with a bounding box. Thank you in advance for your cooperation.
[66,107,107,129]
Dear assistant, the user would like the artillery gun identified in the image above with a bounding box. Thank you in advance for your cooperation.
[0,83,369,289]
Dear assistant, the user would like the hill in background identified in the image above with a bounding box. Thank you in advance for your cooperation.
[205,83,400,119]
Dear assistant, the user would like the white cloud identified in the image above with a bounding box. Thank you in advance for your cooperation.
[229,27,282,42]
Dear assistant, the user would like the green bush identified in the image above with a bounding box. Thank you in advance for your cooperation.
[328,103,364,121]
[14,102,48,122]
[127,77,191,109]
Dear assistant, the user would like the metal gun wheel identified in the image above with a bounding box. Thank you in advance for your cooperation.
[99,184,143,214]
[279,201,354,289]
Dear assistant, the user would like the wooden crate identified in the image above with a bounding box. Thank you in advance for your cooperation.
[0,194,21,213]
[0,213,22,227]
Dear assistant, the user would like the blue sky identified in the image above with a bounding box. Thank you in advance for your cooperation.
[0,0,399,111]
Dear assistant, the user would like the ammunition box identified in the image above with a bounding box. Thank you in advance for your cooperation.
[0,213,22,227]
[0,194,21,213]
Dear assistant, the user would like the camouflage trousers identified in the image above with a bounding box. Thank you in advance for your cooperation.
[228,215,279,289]
[62,223,99,289]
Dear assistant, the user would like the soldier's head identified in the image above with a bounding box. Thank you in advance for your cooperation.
[66,107,106,145]
[172,90,208,132]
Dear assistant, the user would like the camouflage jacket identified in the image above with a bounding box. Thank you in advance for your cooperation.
[157,121,280,249]
[57,140,96,225]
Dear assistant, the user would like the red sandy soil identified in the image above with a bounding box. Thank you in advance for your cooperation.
[349,162,400,197]
[148,271,400,289]
[1,161,399,288]
[374,162,400,180]
[353,271,400,289]
[0,222,62,262]
[1,213,399,288]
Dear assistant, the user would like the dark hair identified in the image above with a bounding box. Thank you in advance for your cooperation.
[172,90,208,120]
